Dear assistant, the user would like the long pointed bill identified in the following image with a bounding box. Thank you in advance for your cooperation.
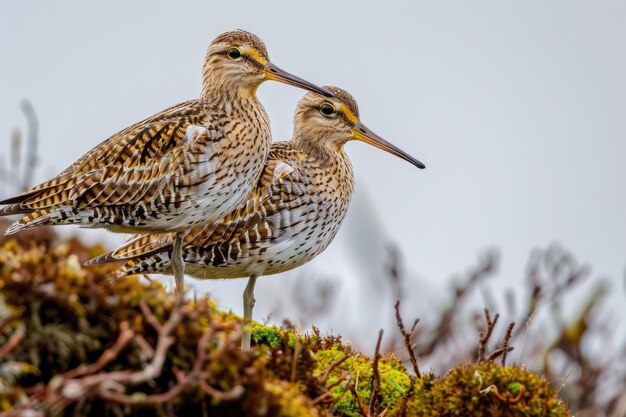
[265,62,333,97]
[352,122,425,169]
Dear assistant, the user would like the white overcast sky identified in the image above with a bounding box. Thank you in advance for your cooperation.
[1,1,625,349]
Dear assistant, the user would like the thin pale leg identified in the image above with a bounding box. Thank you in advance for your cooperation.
[241,275,258,351]
[171,232,185,298]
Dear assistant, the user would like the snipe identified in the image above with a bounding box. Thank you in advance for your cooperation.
[0,30,331,295]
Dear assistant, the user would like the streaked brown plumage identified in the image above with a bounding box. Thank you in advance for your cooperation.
[0,29,331,293]
[89,87,425,349]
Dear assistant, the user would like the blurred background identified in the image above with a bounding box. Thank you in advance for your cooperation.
[1,1,625,414]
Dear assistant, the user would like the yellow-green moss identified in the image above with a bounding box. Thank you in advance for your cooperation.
[401,361,570,417]
[313,348,413,416]
[0,234,573,416]
[251,322,284,348]
[263,380,321,417]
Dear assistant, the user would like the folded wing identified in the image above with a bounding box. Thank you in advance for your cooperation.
[88,144,313,276]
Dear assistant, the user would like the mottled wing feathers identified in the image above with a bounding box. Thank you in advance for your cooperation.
[0,189,40,205]
[0,175,72,206]
[0,100,215,218]
[61,101,208,176]
[20,175,76,209]
[0,175,76,217]
[89,144,310,271]
[85,160,286,265]
[0,203,32,216]
[72,155,170,210]
[189,158,297,246]
[73,124,222,211]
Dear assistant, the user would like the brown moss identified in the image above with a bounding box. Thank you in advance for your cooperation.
[0,233,572,416]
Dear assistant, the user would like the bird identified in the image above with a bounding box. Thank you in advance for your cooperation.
[0,30,332,295]
[87,86,425,350]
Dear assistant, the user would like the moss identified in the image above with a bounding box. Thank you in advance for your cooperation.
[313,348,413,416]
[263,380,323,417]
[401,362,570,417]
[251,322,284,348]
[0,234,573,416]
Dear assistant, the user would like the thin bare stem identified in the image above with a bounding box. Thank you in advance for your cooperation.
[394,299,421,377]
[0,324,26,360]
[500,322,515,366]
[368,329,384,416]
[487,346,513,362]
[321,353,351,386]
[478,308,500,361]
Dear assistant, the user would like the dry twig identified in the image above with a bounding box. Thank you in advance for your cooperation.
[394,299,421,377]
[320,352,351,386]
[8,298,244,416]
[62,322,135,379]
[500,321,515,366]
[0,324,26,360]
[312,377,347,405]
[368,329,384,416]
[351,384,369,417]
[487,346,514,362]
[478,308,500,361]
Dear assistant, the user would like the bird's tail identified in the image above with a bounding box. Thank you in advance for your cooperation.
[4,210,53,235]
[0,203,33,216]
[0,175,75,217]
[3,207,74,236]
[112,252,173,280]
[86,233,173,266]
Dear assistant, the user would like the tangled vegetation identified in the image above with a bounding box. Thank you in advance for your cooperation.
[0,225,571,416]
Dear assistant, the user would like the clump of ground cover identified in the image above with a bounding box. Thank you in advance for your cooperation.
[0,229,571,416]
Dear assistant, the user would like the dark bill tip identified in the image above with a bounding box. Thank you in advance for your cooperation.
[266,62,333,97]
[353,122,425,170]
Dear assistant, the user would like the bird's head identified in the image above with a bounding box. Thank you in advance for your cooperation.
[293,86,425,169]
[202,30,331,98]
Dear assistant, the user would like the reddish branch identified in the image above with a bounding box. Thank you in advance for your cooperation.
[329,376,353,408]
[349,329,389,417]
[0,324,25,360]
[98,323,242,405]
[63,321,135,379]
[500,322,515,366]
[487,346,514,362]
[9,298,243,416]
[394,300,421,377]
[352,384,369,416]
[312,377,347,405]
[320,352,351,385]
[478,308,500,361]
[0,313,16,334]
[368,329,384,416]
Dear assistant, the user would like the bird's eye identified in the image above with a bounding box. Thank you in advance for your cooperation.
[319,103,336,117]
[227,47,242,60]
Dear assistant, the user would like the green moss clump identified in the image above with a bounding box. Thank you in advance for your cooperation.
[251,322,284,348]
[313,348,413,416]
[400,361,570,417]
